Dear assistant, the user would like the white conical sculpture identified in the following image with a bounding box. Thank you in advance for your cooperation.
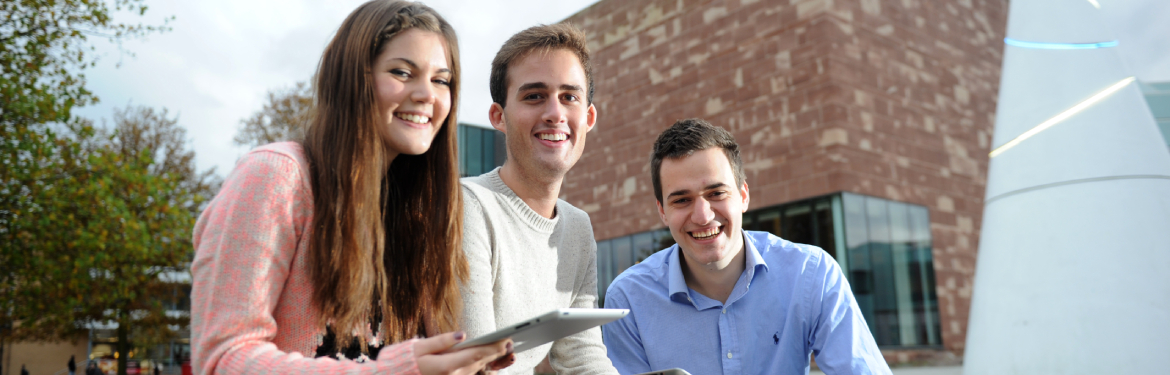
[965,0,1170,373]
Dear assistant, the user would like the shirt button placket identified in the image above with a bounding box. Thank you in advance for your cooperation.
[720,303,740,373]
[718,304,733,374]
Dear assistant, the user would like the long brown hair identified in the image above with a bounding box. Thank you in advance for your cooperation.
[302,0,465,347]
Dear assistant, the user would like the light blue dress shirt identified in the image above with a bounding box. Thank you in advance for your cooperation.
[603,230,891,375]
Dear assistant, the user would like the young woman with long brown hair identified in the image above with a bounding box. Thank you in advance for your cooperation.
[190,2,511,374]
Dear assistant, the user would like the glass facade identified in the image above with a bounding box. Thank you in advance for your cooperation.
[840,192,940,347]
[743,195,841,261]
[595,192,941,347]
[1140,81,1170,151]
[458,123,506,177]
[596,228,674,304]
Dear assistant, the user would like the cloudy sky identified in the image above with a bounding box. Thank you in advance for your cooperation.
[72,0,1170,178]
[72,0,601,177]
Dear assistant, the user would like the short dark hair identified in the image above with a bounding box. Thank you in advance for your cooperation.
[651,119,746,203]
[489,23,593,107]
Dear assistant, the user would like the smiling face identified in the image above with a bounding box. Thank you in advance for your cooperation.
[489,48,596,179]
[372,28,452,159]
[657,147,750,270]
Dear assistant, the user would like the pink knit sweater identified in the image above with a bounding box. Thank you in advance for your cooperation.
[191,142,420,375]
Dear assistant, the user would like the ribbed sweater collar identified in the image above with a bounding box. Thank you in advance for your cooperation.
[482,168,559,233]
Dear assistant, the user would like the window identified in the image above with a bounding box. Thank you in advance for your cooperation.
[841,192,940,347]
[743,195,839,260]
[596,228,671,305]
[458,124,506,177]
[1139,81,1170,151]
[596,240,613,300]
[169,283,191,311]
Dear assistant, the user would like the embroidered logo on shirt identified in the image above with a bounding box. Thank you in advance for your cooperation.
[773,332,779,344]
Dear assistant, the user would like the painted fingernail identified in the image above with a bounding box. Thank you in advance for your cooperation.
[454,331,465,341]
[506,341,513,351]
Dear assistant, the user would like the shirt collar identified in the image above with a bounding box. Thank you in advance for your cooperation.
[744,230,769,274]
[667,246,689,302]
[667,229,769,303]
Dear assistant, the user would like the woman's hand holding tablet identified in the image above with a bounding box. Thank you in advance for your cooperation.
[414,331,512,375]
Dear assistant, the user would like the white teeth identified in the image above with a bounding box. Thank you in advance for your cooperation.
[394,113,430,124]
[691,227,720,239]
[538,133,567,141]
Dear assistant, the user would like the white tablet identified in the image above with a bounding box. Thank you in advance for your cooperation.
[452,308,629,353]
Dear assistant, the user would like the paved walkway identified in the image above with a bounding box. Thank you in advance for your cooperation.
[812,366,962,375]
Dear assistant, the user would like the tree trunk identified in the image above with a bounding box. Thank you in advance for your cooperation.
[0,322,11,375]
[117,323,128,375]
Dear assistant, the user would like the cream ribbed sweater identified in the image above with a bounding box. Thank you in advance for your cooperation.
[459,168,618,375]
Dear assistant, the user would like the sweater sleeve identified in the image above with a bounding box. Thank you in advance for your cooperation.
[190,149,420,375]
[549,215,619,375]
[459,188,499,341]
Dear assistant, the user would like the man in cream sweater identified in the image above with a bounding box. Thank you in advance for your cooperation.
[459,23,617,375]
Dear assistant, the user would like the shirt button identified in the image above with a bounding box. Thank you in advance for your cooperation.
[727,352,733,359]
[722,308,726,314]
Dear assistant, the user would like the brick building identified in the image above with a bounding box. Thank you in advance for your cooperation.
[558,0,1007,363]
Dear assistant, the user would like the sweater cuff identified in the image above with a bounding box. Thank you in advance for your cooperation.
[375,339,421,375]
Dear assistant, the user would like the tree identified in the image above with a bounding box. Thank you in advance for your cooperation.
[234,81,313,148]
[1,1,172,373]
[0,0,172,131]
[3,106,217,375]
[97,106,220,207]
[1,0,174,248]
[88,106,218,374]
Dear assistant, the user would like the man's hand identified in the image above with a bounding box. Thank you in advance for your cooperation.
[413,332,513,375]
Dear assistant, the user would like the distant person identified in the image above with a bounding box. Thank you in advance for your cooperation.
[68,355,77,375]
[190,1,510,374]
[459,23,616,374]
[603,119,891,374]
[85,362,101,375]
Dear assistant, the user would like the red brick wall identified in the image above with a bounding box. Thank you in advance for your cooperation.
[562,0,1006,357]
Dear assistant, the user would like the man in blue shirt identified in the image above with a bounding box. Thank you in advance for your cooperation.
[603,119,890,375]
